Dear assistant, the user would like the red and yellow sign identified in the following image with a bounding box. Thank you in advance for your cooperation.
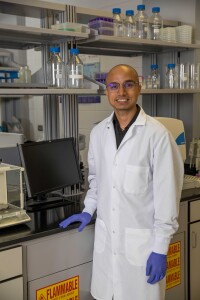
[166,241,181,290]
[36,276,79,300]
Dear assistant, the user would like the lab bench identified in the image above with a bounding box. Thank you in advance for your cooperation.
[0,190,200,300]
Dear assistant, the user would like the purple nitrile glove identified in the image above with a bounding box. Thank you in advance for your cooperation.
[59,212,92,232]
[146,252,167,284]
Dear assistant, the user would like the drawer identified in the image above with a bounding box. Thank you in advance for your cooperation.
[190,199,200,222]
[0,277,23,300]
[25,224,94,281]
[0,246,22,281]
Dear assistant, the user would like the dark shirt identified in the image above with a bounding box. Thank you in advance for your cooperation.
[113,105,141,148]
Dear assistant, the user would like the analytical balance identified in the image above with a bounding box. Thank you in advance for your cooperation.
[0,162,30,228]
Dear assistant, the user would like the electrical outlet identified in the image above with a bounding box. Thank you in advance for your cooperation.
[37,125,43,131]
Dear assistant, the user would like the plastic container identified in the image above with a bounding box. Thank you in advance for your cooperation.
[135,4,148,39]
[148,7,163,40]
[88,17,114,36]
[47,46,65,88]
[165,63,178,89]
[67,48,84,89]
[112,8,123,37]
[124,10,135,38]
[150,64,160,88]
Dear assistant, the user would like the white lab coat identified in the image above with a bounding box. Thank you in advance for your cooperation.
[83,107,184,300]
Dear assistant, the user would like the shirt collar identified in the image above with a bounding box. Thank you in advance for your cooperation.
[106,105,147,128]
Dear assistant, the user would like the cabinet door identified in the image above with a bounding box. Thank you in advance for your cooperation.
[190,222,200,300]
[0,277,23,300]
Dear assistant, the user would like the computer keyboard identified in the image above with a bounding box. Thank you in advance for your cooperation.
[183,174,200,190]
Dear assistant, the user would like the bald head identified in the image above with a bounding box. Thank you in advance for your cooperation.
[106,64,139,85]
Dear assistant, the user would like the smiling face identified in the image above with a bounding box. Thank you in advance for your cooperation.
[106,65,141,115]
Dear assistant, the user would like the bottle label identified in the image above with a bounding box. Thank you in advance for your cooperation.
[69,75,83,79]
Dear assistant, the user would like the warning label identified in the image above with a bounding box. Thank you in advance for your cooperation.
[36,276,79,300]
[166,241,181,290]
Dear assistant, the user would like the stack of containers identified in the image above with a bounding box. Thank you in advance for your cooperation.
[88,17,114,36]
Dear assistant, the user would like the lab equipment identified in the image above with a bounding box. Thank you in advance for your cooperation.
[59,212,92,231]
[18,138,82,210]
[153,117,186,161]
[47,46,65,88]
[150,64,160,89]
[0,162,30,228]
[67,48,84,88]
[146,252,167,284]
[165,63,178,88]
[189,138,200,174]
[135,4,148,39]
[112,8,123,37]
[124,10,135,38]
[148,7,163,40]
[179,63,189,89]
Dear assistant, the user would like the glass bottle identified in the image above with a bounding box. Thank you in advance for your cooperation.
[150,64,160,89]
[124,10,135,38]
[112,8,123,37]
[148,7,163,40]
[67,48,84,89]
[24,65,31,83]
[165,63,178,88]
[47,46,65,88]
[135,4,148,39]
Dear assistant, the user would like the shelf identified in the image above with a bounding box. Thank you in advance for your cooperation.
[0,88,199,96]
[0,0,66,18]
[141,89,200,94]
[0,24,88,50]
[0,88,100,96]
[78,35,200,56]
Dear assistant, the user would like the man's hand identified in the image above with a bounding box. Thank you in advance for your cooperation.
[146,252,167,284]
[59,212,92,232]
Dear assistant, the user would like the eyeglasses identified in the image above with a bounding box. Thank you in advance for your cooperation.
[106,80,139,92]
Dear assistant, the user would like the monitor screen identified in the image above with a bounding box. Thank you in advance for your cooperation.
[18,138,82,201]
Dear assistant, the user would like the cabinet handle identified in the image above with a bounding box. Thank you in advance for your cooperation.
[191,231,197,248]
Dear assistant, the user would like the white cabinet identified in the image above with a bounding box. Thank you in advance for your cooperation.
[0,246,23,300]
[189,199,200,300]
[24,225,94,300]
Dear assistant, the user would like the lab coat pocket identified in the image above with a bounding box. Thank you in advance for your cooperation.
[94,218,107,254]
[125,228,153,266]
[123,165,149,194]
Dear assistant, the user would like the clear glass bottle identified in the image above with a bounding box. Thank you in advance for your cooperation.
[124,10,135,38]
[112,8,123,37]
[148,7,163,40]
[135,4,148,39]
[47,46,65,88]
[165,63,178,88]
[24,65,31,83]
[150,64,160,89]
[67,48,84,89]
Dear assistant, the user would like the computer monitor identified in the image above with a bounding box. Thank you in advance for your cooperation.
[18,138,82,208]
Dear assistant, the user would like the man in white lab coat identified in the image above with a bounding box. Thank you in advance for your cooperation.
[60,64,184,300]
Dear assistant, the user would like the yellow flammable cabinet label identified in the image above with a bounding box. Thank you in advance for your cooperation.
[166,241,181,290]
[36,275,79,300]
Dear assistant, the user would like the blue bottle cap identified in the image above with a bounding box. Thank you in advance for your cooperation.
[167,63,176,68]
[126,10,134,16]
[50,47,60,53]
[151,64,158,69]
[70,48,79,55]
[137,4,145,11]
[112,8,121,14]
[152,7,160,13]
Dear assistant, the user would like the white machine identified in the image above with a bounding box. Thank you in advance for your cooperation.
[0,162,30,228]
[154,117,186,161]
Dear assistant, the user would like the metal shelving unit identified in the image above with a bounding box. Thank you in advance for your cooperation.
[78,35,200,56]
